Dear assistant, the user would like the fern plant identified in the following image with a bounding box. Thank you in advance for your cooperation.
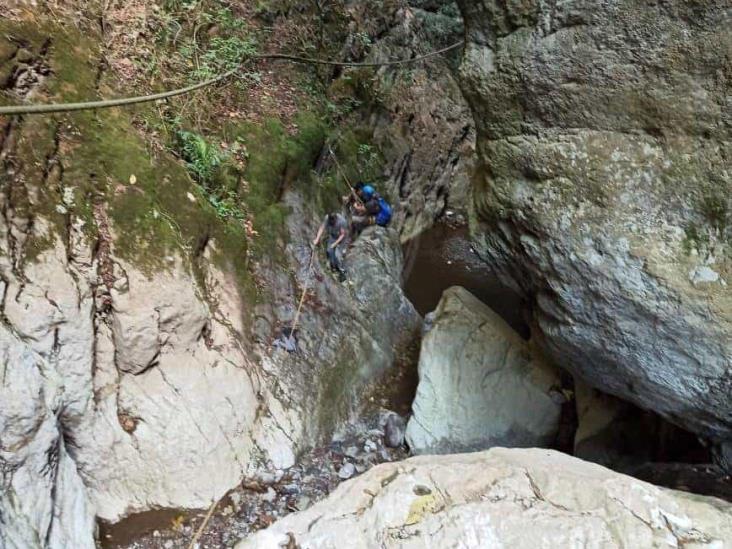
[176,130,223,183]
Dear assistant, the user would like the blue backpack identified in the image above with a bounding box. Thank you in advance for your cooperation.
[375,196,393,226]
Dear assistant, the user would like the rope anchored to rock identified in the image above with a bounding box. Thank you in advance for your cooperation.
[0,42,464,116]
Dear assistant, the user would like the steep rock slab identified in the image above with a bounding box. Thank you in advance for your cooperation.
[236,448,732,548]
[406,286,560,454]
[0,327,95,549]
[253,195,422,441]
[348,226,422,360]
[456,0,732,441]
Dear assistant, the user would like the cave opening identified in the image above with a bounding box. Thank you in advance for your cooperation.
[399,220,728,501]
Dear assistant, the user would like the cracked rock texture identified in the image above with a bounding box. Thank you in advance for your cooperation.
[343,1,474,241]
[236,447,732,548]
[456,0,732,444]
[0,19,420,548]
[406,286,561,454]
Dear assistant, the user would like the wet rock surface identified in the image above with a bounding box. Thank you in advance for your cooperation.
[629,463,732,503]
[456,0,732,444]
[236,447,732,548]
[98,412,408,549]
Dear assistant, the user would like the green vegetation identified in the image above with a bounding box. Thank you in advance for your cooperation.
[191,35,257,81]
[225,113,326,250]
[700,187,729,233]
[149,1,260,94]
[176,129,225,182]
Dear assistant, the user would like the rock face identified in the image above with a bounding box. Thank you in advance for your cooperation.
[236,447,732,549]
[344,1,474,240]
[0,196,419,548]
[456,1,732,443]
[249,193,422,439]
[406,286,561,454]
[0,328,96,549]
[348,226,422,359]
[0,22,419,549]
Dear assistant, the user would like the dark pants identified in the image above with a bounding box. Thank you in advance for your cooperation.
[352,215,375,236]
[326,237,345,274]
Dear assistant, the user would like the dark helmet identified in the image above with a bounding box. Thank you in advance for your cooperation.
[361,185,375,199]
[327,213,338,225]
[355,182,366,191]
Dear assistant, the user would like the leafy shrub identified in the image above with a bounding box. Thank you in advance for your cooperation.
[176,129,224,183]
[194,35,258,79]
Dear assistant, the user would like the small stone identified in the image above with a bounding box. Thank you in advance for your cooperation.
[384,413,406,448]
[16,49,34,63]
[345,446,360,459]
[242,479,267,493]
[263,487,277,502]
[338,463,356,480]
[230,492,242,507]
[364,440,378,453]
[153,530,160,537]
[296,495,312,510]
[355,463,367,474]
[689,265,720,285]
[164,541,174,549]
[253,471,278,485]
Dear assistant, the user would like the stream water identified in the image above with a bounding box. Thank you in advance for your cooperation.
[402,223,528,336]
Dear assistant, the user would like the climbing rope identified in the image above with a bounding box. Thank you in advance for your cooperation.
[290,247,316,336]
[327,145,364,208]
[0,41,464,116]
[187,496,220,549]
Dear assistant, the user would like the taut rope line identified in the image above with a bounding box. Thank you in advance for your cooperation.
[0,41,464,116]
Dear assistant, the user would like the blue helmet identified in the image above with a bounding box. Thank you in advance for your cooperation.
[361,184,375,199]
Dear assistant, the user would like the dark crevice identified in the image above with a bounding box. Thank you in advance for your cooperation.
[397,151,413,199]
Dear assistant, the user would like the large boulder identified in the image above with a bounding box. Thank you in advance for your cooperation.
[236,447,732,548]
[406,286,561,454]
[456,0,732,444]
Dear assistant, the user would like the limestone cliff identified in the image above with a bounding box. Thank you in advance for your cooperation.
[0,5,442,546]
[456,0,732,446]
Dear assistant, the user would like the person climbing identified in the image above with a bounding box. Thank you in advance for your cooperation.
[351,184,392,235]
[313,212,349,281]
[343,181,366,214]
